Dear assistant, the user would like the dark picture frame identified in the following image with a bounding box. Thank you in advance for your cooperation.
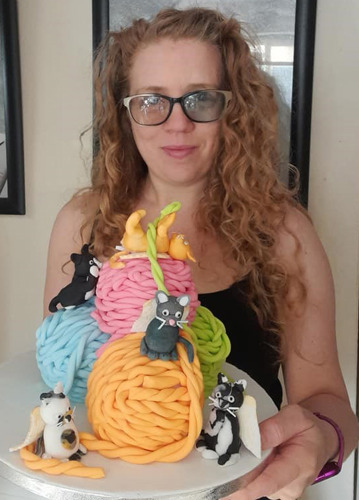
[92,0,317,208]
[0,0,25,214]
[289,0,317,207]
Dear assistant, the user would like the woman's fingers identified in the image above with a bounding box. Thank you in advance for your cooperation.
[260,404,316,450]
[220,405,326,500]
[221,445,315,500]
[239,441,317,499]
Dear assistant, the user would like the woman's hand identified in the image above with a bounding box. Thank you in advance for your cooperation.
[221,404,335,500]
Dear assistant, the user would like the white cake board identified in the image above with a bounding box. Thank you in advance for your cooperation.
[0,352,277,499]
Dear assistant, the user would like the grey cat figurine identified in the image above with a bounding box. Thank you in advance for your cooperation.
[140,291,194,362]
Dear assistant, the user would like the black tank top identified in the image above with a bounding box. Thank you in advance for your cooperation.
[198,281,283,410]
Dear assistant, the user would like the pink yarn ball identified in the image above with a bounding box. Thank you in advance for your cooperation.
[92,257,199,355]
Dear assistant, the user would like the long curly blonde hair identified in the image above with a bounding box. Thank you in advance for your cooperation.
[87,7,307,344]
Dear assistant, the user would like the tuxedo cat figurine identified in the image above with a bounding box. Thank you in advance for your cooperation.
[196,373,261,466]
[49,244,102,312]
[140,290,194,362]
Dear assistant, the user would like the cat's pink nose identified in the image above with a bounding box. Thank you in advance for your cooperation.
[169,319,175,326]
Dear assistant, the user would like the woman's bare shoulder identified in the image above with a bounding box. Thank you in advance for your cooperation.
[275,205,321,267]
[52,191,98,237]
[43,191,98,317]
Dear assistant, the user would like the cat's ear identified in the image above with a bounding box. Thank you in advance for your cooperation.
[177,294,189,307]
[234,379,247,392]
[70,253,81,264]
[156,291,169,304]
[217,373,228,385]
[81,244,89,254]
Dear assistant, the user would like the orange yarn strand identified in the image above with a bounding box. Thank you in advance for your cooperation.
[83,331,203,464]
[19,445,105,478]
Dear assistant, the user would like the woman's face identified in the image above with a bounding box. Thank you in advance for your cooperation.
[127,38,223,188]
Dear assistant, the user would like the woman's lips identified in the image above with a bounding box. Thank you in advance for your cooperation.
[162,146,196,159]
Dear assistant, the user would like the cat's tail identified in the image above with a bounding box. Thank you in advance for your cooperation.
[48,296,59,313]
[178,337,194,363]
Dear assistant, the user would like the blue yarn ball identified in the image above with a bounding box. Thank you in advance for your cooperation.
[36,298,109,403]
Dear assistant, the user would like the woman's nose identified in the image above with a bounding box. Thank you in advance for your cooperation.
[163,102,195,132]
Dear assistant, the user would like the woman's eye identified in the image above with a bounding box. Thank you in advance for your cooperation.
[145,96,160,105]
[162,309,169,316]
[141,96,164,109]
[186,92,212,108]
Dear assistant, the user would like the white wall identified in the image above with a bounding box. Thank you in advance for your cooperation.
[0,0,92,360]
[0,0,357,498]
[302,0,359,498]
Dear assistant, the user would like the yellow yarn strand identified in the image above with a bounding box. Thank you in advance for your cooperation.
[146,201,181,292]
[152,201,181,229]
[146,223,167,293]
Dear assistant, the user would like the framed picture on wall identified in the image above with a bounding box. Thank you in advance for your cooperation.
[92,0,317,207]
[0,0,25,215]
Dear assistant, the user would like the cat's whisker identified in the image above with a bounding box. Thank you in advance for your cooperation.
[155,316,166,329]
[176,320,188,327]
[226,409,237,418]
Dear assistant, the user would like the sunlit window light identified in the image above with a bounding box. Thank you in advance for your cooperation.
[270,46,294,63]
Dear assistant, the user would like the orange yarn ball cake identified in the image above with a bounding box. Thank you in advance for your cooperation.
[82,332,204,464]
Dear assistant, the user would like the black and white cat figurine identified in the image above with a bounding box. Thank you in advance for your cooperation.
[49,244,102,312]
[140,290,194,362]
[196,373,261,466]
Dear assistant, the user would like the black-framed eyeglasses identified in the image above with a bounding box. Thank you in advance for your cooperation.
[123,89,232,126]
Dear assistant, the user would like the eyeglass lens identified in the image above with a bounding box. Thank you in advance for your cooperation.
[128,91,227,125]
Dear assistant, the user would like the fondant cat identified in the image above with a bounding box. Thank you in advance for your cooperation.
[140,290,194,362]
[10,382,86,461]
[196,373,261,466]
[49,244,101,312]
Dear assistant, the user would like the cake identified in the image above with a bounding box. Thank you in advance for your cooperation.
[3,202,273,498]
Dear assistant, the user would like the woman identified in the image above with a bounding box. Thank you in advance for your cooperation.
[44,8,358,500]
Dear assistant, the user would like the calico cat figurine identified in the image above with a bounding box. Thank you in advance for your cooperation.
[196,373,261,466]
[140,290,194,362]
[10,382,87,461]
